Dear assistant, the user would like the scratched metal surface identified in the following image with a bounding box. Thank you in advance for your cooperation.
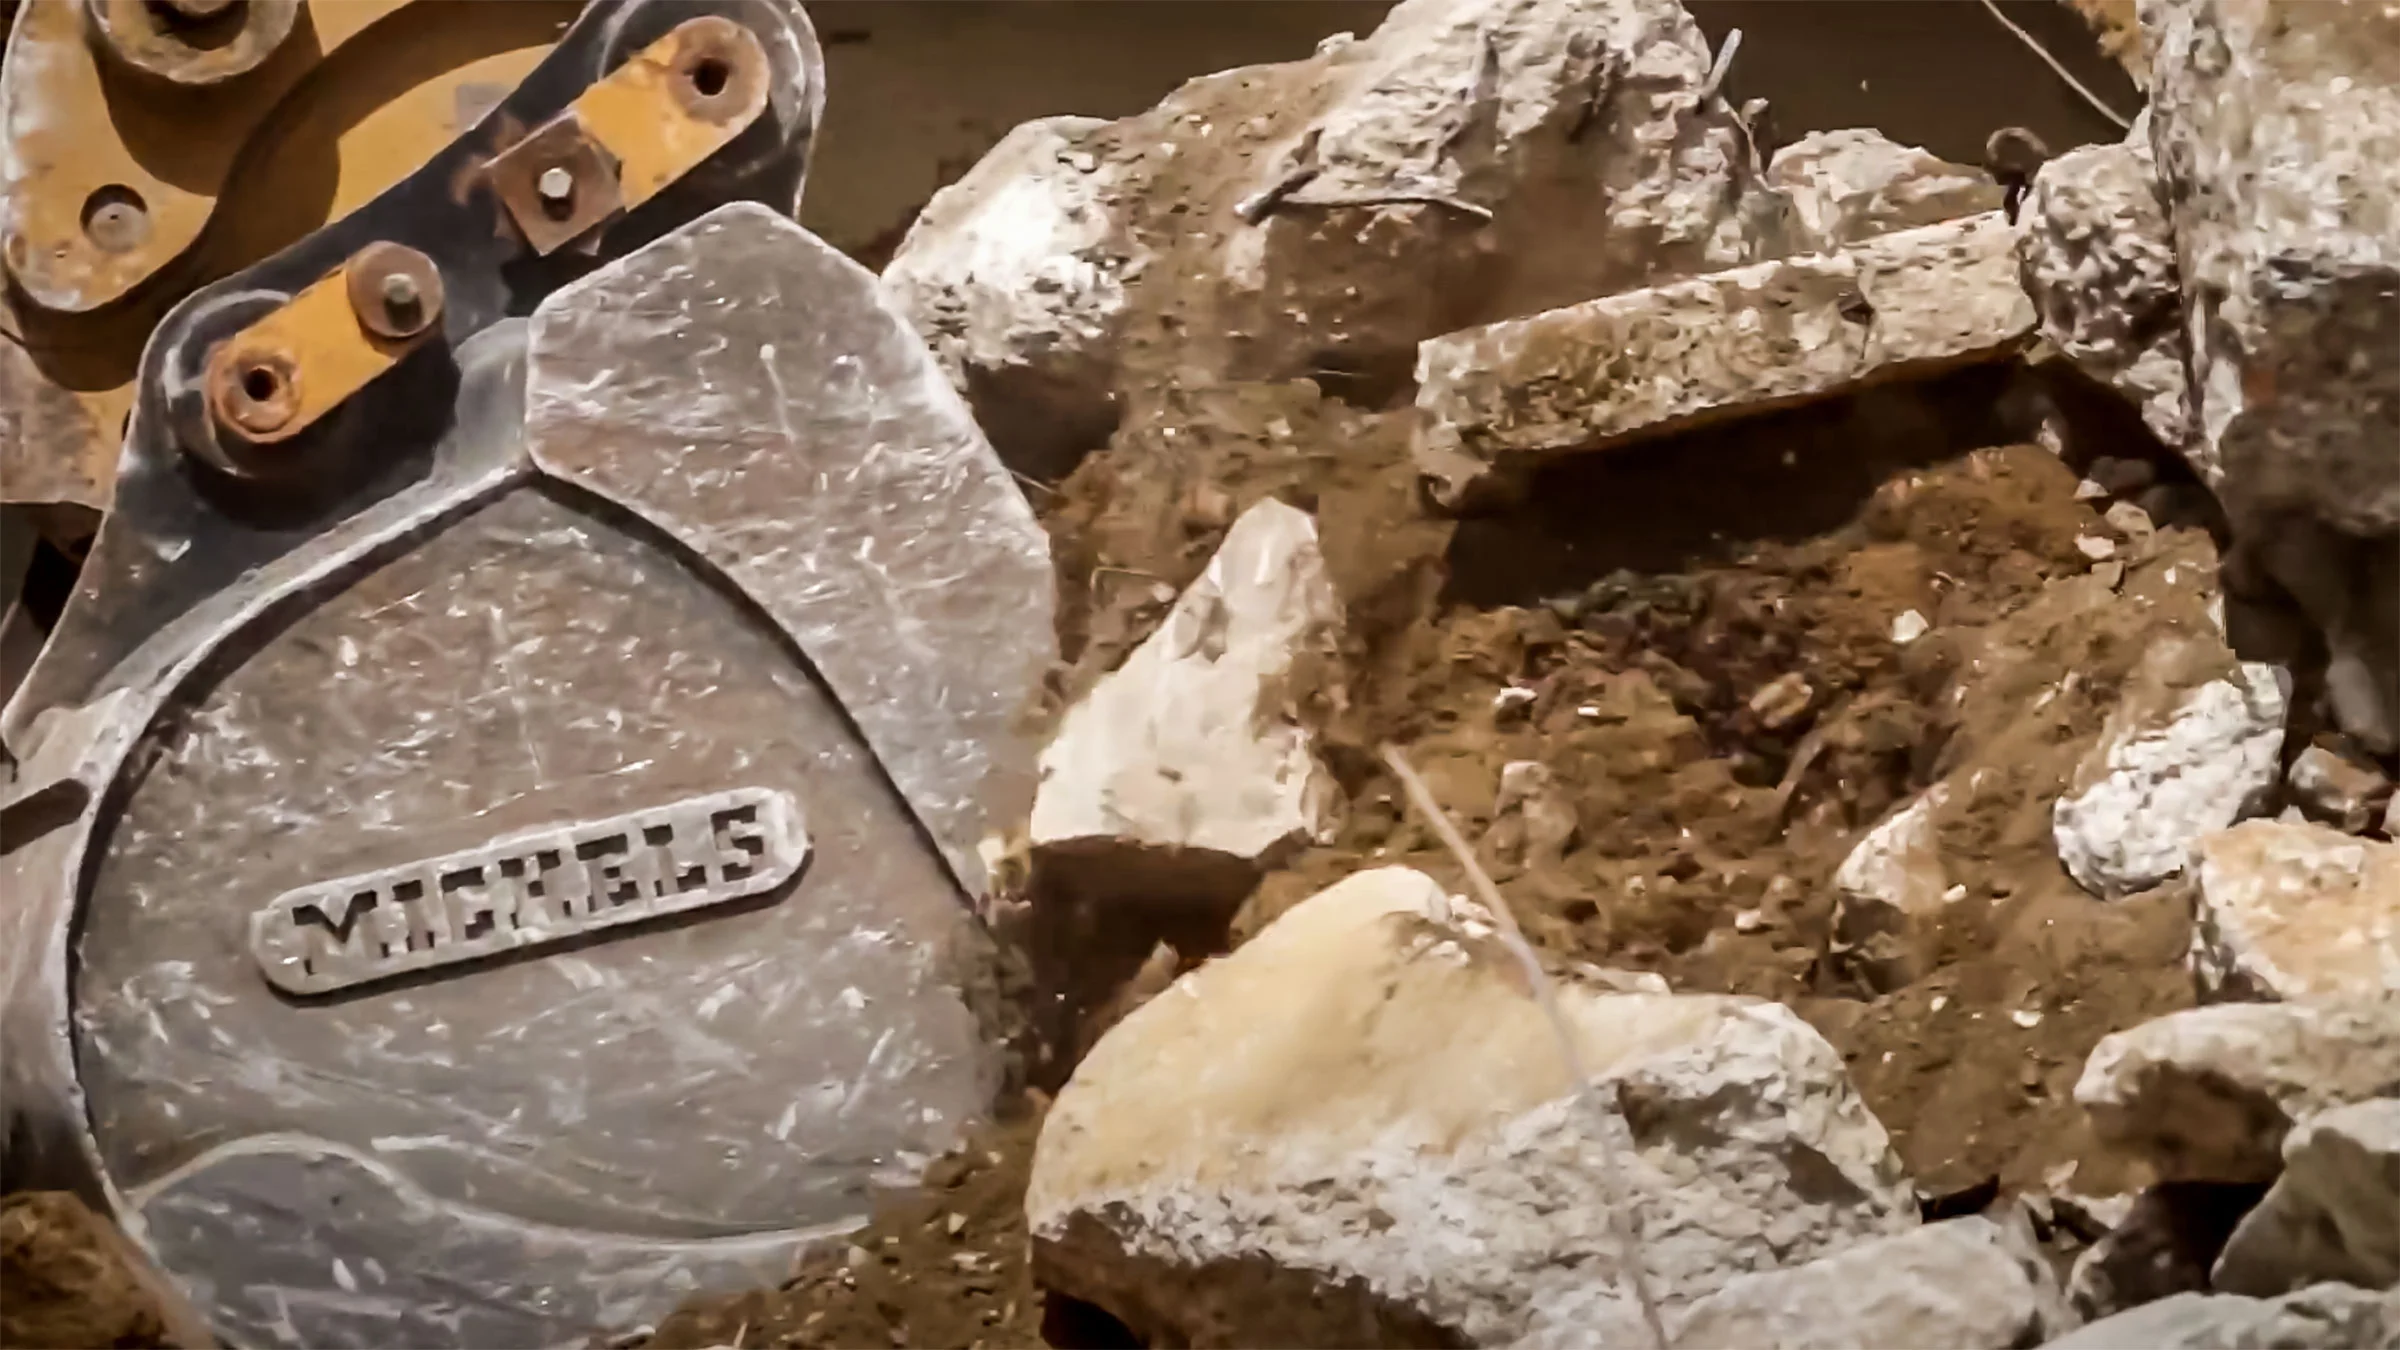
[525,203,1057,896]
[74,486,1000,1342]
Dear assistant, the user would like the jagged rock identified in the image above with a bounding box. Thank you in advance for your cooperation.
[1831,785,1953,992]
[1414,213,2035,506]
[1224,0,1787,387]
[1662,1216,2069,1350]
[2145,0,2400,753]
[2213,1098,2400,1296]
[2286,744,2393,836]
[1028,866,1917,1347]
[2075,1000,2400,1182]
[1767,129,2004,251]
[1029,500,1341,903]
[2052,634,2286,899]
[2042,1284,2400,1350]
[2192,821,2400,1003]
[2066,1183,2263,1323]
[1491,760,1577,868]
[882,117,1129,479]
[2016,121,2191,451]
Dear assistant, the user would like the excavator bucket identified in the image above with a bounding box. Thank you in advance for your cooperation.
[0,3,1056,1345]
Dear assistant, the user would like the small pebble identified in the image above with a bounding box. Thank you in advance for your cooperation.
[2075,534,2116,561]
[2011,1009,2043,1028]
[1891,609,1929,644]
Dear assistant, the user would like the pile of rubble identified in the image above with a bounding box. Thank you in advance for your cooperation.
[672,0,2400,1346]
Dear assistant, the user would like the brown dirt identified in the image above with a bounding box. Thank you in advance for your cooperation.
[1,1191,178,1350]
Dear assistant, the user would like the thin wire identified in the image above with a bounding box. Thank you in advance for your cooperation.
[1380,744,1671,1350]
[1979,0,2134,131]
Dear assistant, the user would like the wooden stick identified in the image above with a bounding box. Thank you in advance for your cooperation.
[1379,744,1670,1350]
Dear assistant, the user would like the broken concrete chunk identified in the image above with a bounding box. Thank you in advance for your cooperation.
[2016,128,2191,451]
[1831,785,1952,992]
[1766,129,2004,251]
[882,117,1131,479]
[2286,745,2393,836]
[2144,0,2400,535]
[2052,636,2286,899]
[2045,1285,2400,1350]
[2075,1000,2400,1183]
[2192,821,2400,1004]
[1029,500,1341,901]
[1413,213,2034,506]
[1028,866,1917,1347]
[2213,1097,2400,1297]
[1664,1216,2069,1350]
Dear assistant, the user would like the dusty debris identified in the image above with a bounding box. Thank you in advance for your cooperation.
[1765,129,2004,251]
[0,1191,202,1350]
[1029,498,1342,903]
[1657,1216,2070,1350]
[2051,635,2286,900]
[1029,866,1915,1348]
[2043,1284,2400,1350]
[2064,1182,2262,1324]
[2210,1097,2400,1298]
[2015,121,2191,451]
[1413,213,2036,507]
[2191,821,2400,1004]
[2075,999,2400,1183]
[2285,744,2393,836]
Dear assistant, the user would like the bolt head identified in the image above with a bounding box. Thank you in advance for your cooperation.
[536,166,576,204]
[379,272,421,311]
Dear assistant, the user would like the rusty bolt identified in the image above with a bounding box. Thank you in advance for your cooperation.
[344,241,444,341]
[536,166,576,216]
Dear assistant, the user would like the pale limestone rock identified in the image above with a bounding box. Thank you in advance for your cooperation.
[2214,1098,2400,1297]
[2052,634,2286,899]
[1661,1216,2069,1350]
[1413,213,2034,505]
[2016,123,2191,451]
[2142,0,2400,532]
[1028,866,1917,1347]
[2042,1285,2400,1350]
[881,117,1129,478]
[1830,785,1952,992]
[1029,500,1340,898]
[2075,1000,2400,1182]
[1767,129,2004,251]
[2192,821,2400,1003]
[2286,744,2393,836]
[1492,760,1577,868]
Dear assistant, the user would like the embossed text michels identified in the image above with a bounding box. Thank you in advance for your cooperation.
[249,787,808,995]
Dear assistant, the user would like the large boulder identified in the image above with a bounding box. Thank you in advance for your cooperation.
[2143,0,2400,750]
[882,118,1129,479]
[2211,1097,2400,1296]
[1767,129,2003,251]
[1414,213,2036,506]
[1660,1216,2069,1350]
[1027,866,1916,1347]
[2043,1285,2400,1350]
[1029,499,1342,904]
[2052,633,2285,899]
[2075,1000,2400,1182]
[2192,821,2400,1004]
[2015,117,2193,451]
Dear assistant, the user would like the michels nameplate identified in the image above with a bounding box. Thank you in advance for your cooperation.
[250,787,807,996]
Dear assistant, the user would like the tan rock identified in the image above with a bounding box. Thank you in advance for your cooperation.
[1767,129,2004,251]
[1413,213,2034,506]
[2075,1000,2400,1182]
[1830,785,1953,992]
[2192,821,2400,1003]
[2285,744,2392,836]
[2212,1097,2400,1297]
[1028,866,1916,1347]
[1029,500,1341,901]
[2044,1285,2400,1350]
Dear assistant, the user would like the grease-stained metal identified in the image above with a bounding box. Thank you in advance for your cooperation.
[486,115,626,255]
